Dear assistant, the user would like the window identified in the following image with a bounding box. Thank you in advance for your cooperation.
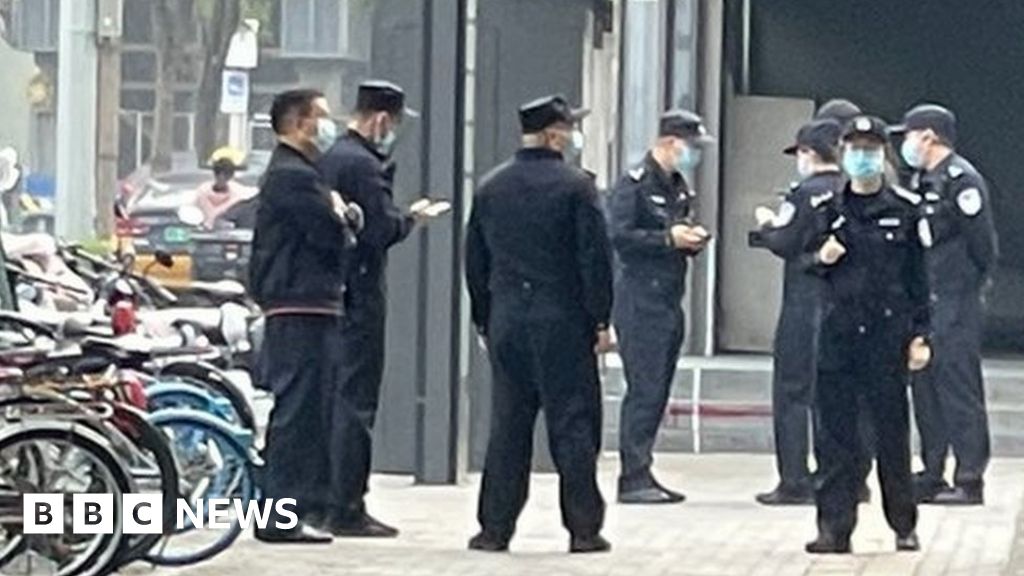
[280,0,350,58]
[10,0,59,52]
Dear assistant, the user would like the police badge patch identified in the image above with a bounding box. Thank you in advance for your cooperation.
[957,187,983,216]
[773,201,796,228]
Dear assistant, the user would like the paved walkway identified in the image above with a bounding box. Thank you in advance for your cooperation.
[134,454,1024,576]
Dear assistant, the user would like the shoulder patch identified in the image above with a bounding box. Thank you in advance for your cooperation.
[957,187,983,216]
[628,167,646,182]
[891,185,922,206]
[810,190,834,208]
[948,164,965,179]
[772,201,797,228]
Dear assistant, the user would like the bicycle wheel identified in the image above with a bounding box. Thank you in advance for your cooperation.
[144,409,256,567]
[156,362,256,430]
[0,396,179,569]
[146,382,242,428]
[104,405,179,569]
[0,423,131,576]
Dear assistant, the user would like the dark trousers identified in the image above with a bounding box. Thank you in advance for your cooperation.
[771,296,820,491]
[815,353,917,540]
[911,293,990,488]
[260,314,342,522]
[613,276,684,492]
[330,294,388,522]
[478,301,605,540]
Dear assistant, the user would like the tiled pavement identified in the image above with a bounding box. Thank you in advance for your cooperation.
[130,454,1024,576]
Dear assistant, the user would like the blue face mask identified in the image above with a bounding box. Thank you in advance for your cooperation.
[900,134,925,169]
[677,146,702,173]
[314,118,338,154]
[842,148,885,179]
[376,130,397,156]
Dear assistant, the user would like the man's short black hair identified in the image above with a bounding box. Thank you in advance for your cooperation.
[270,89,324,135]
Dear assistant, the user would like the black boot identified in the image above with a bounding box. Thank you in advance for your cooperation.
[255,521,333,544]
[570,534,612,554]
[755,484,814,506]
[913,472,951,503]
[805,534,851,554]
[930,485,983,506]
[896,532,920,552]
[325,512,400,538]
[468,532,510,552]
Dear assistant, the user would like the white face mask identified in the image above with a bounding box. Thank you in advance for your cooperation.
[314,118,338,153]
[562,129,584,161]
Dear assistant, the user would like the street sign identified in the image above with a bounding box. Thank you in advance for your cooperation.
[220,70,250,115]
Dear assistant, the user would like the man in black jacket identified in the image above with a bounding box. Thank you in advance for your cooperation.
[465,95,614,554]
[316,80,427,537]
[249,88,355,543]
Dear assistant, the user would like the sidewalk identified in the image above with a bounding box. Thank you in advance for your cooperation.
[140,454,1024,576]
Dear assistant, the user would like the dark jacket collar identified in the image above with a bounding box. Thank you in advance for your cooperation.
[346,128,389,161]
[644,152,686,194]
[515,147,564,162]
[273,141,318,167]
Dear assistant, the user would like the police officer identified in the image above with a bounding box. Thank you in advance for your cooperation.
[805,116,929,554]
[250,89,355,544]
[751,118,843,506]
[607,110,712,505]
[317,80,429,537]
[465,95,613,554]
[893,104,998,505]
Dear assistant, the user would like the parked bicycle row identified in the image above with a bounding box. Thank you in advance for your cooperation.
[0,231,266,576]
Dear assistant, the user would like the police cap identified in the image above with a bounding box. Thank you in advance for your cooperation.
[783,118,842,158]
[842,115,890,144]
[815,98,862,124]
[890,103,957,145]
[356,80,419,118]
[518,95,589,133]
[659,109,714,144]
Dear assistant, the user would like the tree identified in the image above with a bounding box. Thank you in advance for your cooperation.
[151,0,197,173]
[193,0,242,163]
[150,0,277,170]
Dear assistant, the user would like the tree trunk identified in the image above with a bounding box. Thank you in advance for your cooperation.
[150,0,189,173]
[194,0,241,162]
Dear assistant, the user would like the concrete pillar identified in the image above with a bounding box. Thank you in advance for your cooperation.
[56,0,98,240]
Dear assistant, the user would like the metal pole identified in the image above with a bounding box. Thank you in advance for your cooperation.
[56,0,99,240]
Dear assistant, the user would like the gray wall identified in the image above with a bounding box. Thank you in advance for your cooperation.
[717,95,812,352]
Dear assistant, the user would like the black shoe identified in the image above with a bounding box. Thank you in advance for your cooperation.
[468,532,510,552]
[896,532,921,552]
[326,513,400,538]
[805,534,851,554]
[255,521,333,544]
[570,534,612,554]
[755,486,814,506]
[930,485,984,506]
[858,485,872,504]
[653,479,686,501]
[617,487,685,505]
[913,473,951,503]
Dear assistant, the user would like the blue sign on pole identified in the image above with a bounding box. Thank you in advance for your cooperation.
[220,70,250,114]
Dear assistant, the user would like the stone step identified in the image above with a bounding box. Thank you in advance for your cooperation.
[600,355,1024,456]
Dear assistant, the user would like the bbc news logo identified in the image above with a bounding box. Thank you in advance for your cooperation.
[22,494,298,534]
